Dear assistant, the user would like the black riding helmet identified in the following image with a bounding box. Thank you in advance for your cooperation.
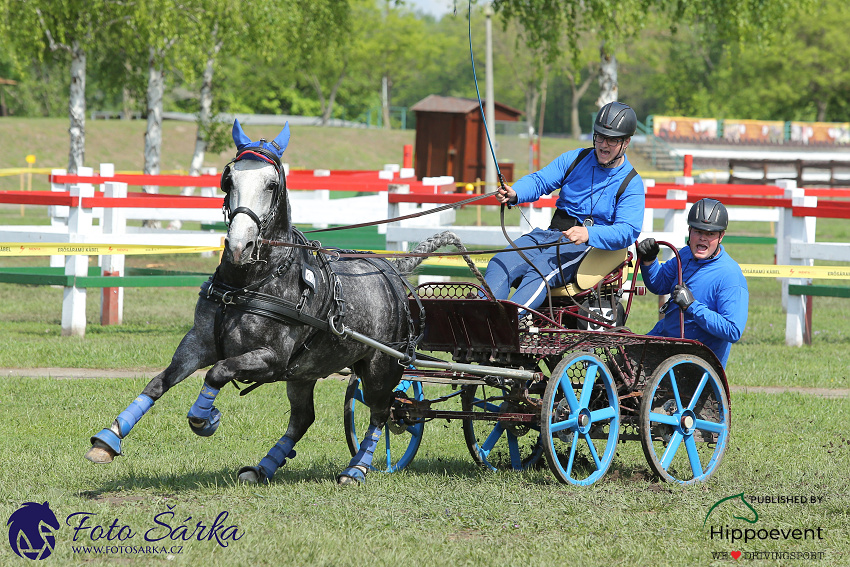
[688,198,728,232]
[593,102,637,138]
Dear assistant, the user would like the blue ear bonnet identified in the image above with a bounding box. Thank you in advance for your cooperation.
[231,118,290,165]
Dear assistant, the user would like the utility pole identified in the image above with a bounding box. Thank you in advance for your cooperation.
[484,2,497,192]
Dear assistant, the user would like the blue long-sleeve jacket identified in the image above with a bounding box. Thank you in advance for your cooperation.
[512,148,645,250]
[640,245,749,368]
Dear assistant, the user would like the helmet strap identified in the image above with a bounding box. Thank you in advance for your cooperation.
[709,232,725,259]
[600,142,628,168]
[688,228,725,259]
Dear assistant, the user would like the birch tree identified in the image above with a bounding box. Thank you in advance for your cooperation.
[4,0,119,173]
[176,0,247,200]
[125,0,188,198]
[493,0,813,110]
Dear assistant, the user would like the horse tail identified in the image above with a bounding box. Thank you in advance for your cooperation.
[392,230,493,296]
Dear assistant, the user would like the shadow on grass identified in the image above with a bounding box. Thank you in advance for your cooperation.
[79,455,514,494]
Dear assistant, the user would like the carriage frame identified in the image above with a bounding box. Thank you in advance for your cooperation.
[342,245,732,485]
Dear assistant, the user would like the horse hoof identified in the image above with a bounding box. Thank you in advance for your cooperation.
[336,474,361,486]
[187,408,221,437]
[85,444,116,464]
[336,465,368,485]
[237,466,268,485]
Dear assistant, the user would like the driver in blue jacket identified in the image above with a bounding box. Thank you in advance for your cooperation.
[637,198,749,368]
[485,101,646,314]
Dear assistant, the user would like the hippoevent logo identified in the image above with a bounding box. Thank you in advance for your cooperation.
[6,501,244,560]
[7,502,60,560]
[705,492,826,561]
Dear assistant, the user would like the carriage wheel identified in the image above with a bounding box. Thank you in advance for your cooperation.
[461,384,543,471]
[639,354,730,484]
[343,374,424,473]
[541,352,620,485]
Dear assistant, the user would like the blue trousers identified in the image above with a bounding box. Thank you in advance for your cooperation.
[484,228,589,314]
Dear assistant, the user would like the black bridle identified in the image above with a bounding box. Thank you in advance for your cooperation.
[220,145,288,241]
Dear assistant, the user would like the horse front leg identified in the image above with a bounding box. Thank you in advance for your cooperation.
[238,379,317,484]
[85,326,216,464]
[187,346,280,437]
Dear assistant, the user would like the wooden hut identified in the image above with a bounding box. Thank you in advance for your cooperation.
[410,95,521,183]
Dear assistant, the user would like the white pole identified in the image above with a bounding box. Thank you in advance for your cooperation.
[61,167,94,337]
[49,168,69,268]
[484,3,496,193]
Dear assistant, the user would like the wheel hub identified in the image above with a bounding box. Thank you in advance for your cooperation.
[680,409,697,435]
[577,408,593,434]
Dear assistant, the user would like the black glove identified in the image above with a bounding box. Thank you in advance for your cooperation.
[671,283,695,311]
[637,238,660,263]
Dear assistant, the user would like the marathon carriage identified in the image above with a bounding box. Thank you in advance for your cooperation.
[344,245,731,486]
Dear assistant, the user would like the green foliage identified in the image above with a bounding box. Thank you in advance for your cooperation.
[623,0,850,122]
[4,0,850,138]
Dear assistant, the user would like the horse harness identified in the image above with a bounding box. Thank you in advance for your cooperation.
[201,229,423,395]
[548,147,638,230]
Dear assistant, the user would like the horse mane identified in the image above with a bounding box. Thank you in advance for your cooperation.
[391,230,475,275]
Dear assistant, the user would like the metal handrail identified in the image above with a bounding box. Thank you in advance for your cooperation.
[635,118,684,170]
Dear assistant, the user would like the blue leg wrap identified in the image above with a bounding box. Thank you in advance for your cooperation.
[339,425,382,482]
[188,384,219,420]
[116,395,154,438]
[91,395,155,455]
[91,428,123,455]
[187,384,221,437]
[350,424,382,469]
[257,436,297,480]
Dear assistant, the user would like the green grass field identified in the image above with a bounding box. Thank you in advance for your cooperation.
[0,119,848,565]
[1,221,848,565]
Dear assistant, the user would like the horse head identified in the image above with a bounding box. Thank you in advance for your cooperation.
[221,119,291,266]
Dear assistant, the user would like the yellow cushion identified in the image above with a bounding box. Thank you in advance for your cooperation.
[549,248,629,296]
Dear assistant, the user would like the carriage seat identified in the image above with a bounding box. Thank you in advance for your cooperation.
[549,247,629,297]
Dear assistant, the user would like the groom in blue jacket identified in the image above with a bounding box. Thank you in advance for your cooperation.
[637,198,749,368]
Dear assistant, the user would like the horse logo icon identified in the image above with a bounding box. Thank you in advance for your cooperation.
[7,502,61,560]
[704,492,759,527]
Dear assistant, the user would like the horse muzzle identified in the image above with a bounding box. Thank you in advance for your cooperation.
[225,215,262,265]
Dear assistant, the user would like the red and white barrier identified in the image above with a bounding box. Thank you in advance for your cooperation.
[4,164,850,340]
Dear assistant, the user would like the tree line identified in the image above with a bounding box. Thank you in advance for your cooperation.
[1,0,846,176]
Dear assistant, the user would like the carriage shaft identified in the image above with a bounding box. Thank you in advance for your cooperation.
[342,326,538,381]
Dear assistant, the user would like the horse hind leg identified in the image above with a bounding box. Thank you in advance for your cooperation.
[238,380,316,484]
[337,424,383,485]
[237,436,298,484]
[337,362,396,485]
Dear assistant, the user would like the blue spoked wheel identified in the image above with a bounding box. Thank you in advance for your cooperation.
[344,374,424,473]
[541,353,620,485]
[461,384,543,471]
[639,354,730,484]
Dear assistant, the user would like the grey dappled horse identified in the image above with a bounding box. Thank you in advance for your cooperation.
[85,119,459,484]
